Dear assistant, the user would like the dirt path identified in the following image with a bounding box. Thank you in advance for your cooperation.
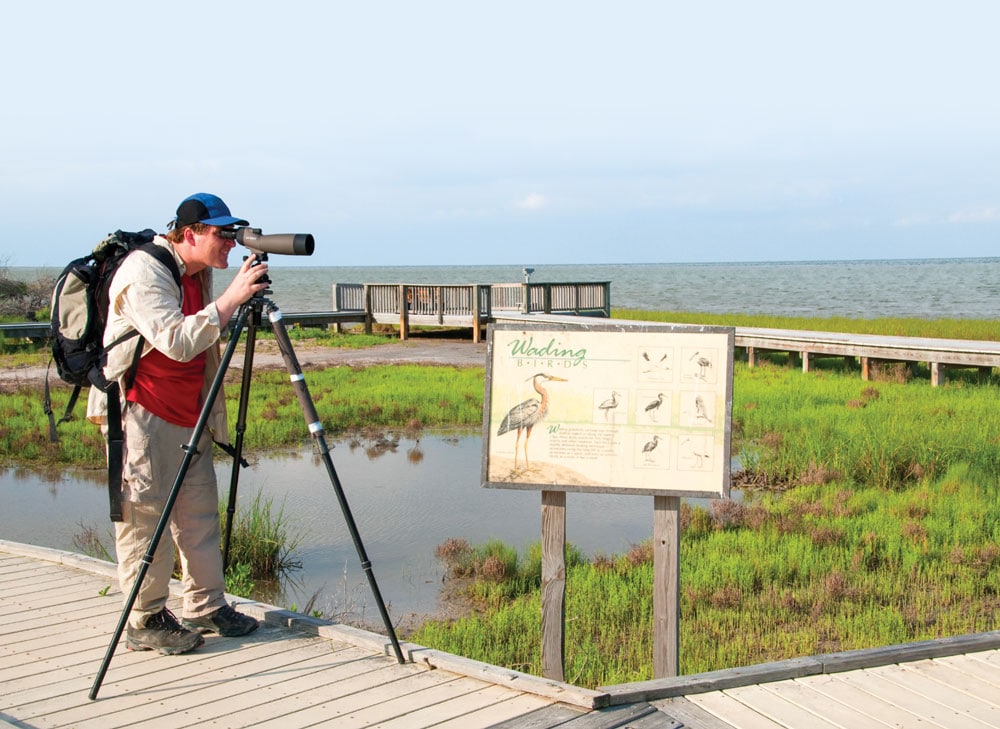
[1,338,489,392]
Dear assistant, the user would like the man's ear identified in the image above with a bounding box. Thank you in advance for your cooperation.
[181,227,198,246]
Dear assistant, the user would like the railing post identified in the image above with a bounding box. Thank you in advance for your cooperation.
[521,283,530,314]
[472,285,482,344]
[363,284,373,335]
[399,284,409,341]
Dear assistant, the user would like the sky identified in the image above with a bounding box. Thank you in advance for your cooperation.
[2,1,999,268]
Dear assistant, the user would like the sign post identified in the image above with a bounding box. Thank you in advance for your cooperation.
[483,320,734,679]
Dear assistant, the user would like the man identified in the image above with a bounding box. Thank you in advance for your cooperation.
[87,192,269,654]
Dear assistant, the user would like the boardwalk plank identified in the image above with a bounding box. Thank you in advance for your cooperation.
[651,697,737,729]
[247,669,464,727]
[486,703,590,728]
[763,678,898,727]
[4,632,335,715]
[722,684,845,729]
[940,653,1000,691]
[686,691,794,729]
[554,702,663,728]
[328,677,510,728]
[63,647,386,729]
[798,672,952,728]
[377,684,556,729]
[868,662,1000,725]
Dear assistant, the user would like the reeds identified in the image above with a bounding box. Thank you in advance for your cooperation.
[613,309,999,341]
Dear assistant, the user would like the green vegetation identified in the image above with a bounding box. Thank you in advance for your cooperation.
[221,489,303,586]
[613,309,999,342]
[4,363,484,468]
[71,491,303,600]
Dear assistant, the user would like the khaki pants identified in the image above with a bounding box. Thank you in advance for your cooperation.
[114,403,226,627]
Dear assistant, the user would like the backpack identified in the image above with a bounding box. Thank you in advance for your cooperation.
[44,229,181,521]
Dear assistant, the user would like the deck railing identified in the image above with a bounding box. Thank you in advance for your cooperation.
[331,281,610,341]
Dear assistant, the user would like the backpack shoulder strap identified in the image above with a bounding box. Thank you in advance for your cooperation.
[136,241,182,290]
[103,240,182,522]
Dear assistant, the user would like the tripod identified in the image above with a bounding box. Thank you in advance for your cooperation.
[90,287,405,701]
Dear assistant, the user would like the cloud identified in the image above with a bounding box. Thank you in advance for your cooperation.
[892,213,932,227]
[516,193,547,211]
[947,206,1000,224]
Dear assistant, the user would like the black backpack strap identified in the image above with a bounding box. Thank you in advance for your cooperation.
[137,241,182,290]
[98,240,180,522]
[106,383,124,522]
[43,358,83,443]
[43,359,60,442]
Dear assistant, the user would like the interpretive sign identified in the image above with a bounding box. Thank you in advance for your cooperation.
[483,321,734,498]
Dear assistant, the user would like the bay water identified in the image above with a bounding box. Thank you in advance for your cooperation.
[208,257,1000,320]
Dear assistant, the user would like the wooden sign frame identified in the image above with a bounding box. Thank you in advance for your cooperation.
[481,320,735,680]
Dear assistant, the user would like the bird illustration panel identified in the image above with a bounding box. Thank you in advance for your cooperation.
[484,322,733,497]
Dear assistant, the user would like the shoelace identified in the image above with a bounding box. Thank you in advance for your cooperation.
[149,608,187,633]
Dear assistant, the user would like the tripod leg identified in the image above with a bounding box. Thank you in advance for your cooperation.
[89,303,251,700]
[222,307,261,571]
[266,302,406,664]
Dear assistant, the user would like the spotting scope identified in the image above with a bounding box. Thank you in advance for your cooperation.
[221,227,315,256]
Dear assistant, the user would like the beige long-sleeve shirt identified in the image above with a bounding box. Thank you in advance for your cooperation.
[86,236,229,443]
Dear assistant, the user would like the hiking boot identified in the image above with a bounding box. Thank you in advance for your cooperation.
[126,608,204,655]
[182,603,259,637]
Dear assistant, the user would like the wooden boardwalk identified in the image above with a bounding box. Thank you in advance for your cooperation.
[0,542,663,728]
[6,541,1000,728]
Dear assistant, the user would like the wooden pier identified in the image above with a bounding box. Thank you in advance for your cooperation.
[333,281,611,342]
[7,540,1000,727]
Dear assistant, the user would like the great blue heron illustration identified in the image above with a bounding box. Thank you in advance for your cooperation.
[598,391,620,421]
[644,393,664,421]
[496,372,568,470]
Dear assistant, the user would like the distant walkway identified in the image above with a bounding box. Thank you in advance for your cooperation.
[6,540,1000,727]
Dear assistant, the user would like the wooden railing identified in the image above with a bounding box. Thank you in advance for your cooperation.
[331,281,611,341]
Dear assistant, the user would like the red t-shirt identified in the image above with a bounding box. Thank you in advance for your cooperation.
[126,275,207,427]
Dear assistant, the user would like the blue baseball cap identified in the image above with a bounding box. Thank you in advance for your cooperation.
[173,192,249,229]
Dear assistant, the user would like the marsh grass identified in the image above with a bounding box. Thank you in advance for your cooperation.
[67,488,299,600]
[221,489,303,580]
[12,364,484,467]
[412,463,1000,687]
[613,309,1000,342]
